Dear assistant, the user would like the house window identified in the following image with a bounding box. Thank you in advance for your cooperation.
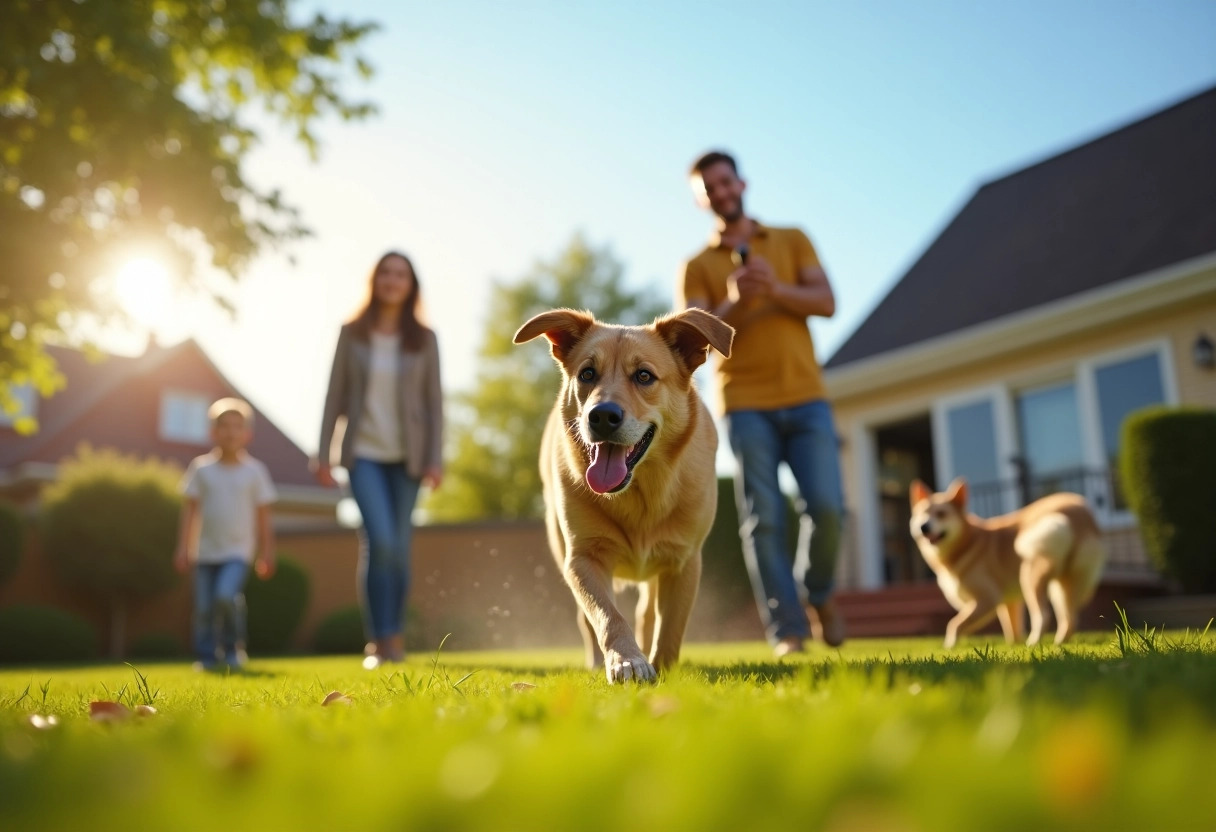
[0,383,38,429]
[1093,352,1166,509]
[159,391,211,444]
[1015,381,1085,496]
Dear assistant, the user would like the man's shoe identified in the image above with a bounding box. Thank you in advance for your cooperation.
[773,636,805,658]
[810,598,846,647]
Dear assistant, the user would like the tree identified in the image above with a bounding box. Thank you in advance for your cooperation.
[425,235,668,522]
[0,0,378,430]
[41,445,183,658]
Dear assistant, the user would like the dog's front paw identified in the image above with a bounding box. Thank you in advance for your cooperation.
[603,649,656,684]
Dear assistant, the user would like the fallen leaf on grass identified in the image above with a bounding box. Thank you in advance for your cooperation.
[27,714,59,730]
[89,701,131,722]
[321,691,354,706]
[510,682,537,691]
[135,705,158,717]
[648,696,680,718]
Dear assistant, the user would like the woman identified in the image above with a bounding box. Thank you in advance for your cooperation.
[316,251,444,668]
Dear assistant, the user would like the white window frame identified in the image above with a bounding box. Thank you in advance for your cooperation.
[159,390,212,445]
[931,384,1019,514]
[1075,338,1178,527]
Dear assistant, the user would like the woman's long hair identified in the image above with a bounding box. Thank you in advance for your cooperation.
[348,251,428,352]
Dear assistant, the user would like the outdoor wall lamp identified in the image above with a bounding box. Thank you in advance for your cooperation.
[1194,333,1215,371]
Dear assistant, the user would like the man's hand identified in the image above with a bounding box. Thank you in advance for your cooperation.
[737,255,778,299]
[173,548,189,574]
[314,463,338,488]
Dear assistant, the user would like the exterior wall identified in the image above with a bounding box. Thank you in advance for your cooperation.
[829,296,1216,590]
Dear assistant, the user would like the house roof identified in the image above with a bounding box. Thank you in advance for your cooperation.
[0,339,321,489]
[825,85,1216,369]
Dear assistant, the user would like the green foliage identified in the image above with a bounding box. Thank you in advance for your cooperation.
[128,632,185,660]
[0,604,98,663]
[0,0,378,426]
[425,235,668,521]
[1121,407,1216,591]
[41,444,182,602]
[244,554,310,654]
[312,604,365,654]
[0,500,24,586]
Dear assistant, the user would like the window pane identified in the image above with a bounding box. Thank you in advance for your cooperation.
[1016,382,1085,497]
[1095,354,1165,465]
[160,392,211,444]
[0,383,38,427]
[947,400,1001,516]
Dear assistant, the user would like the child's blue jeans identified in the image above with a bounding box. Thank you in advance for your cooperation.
[193,559,250,664]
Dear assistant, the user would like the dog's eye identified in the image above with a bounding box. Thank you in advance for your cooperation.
[634,369,655,385]
[932,508,948,520]
[578,367,596,383]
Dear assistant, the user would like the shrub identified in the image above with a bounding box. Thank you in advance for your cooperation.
[129,632,185,659]
[312,605,366,654]
[0,605,99,663]
[40,445,182,658]
[1121,407,1216,592]
[0,500,24,587]
[244,554,311,654]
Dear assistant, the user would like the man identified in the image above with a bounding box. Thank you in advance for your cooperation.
[678,150,846,656]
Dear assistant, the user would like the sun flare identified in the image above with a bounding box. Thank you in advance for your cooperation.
[113,256,172,327]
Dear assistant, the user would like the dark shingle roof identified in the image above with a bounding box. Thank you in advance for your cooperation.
[825,85,1216,369]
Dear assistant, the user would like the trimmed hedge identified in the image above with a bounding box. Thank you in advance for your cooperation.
[0,605,99,663]
[129,632,185,659]
[245,554,310,653]
[0,501,23,587]
[1121,407,1216,592]
[312,605,366,655]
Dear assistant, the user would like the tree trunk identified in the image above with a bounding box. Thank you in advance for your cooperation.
[109,597,126,660]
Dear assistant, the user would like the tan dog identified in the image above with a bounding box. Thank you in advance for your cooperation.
[514,307,733,683]
[909,478,1106,648]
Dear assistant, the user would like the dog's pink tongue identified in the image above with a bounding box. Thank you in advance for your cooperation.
[586,443,628,494]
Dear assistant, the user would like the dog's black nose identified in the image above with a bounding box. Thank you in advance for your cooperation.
[920,522,933,536]
[587,402,624,440]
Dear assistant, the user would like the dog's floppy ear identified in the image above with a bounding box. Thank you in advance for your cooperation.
[513,309,596,364]
[945,477,968,509]
[653,308,734,373]
[909,479,931,508]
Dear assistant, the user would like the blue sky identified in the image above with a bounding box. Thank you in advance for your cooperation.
[141,0,1216,456]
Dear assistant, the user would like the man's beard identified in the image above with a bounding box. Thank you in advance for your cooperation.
[715,196,745,223]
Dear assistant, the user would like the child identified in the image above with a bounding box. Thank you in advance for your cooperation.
[174,397,277,670]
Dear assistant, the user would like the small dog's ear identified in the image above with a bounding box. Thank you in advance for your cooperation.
[945,477,968,509]
[513,309,596,363]
[653,308,734,373]
[909,479,931,508]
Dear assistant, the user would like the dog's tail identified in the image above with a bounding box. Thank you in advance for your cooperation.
[1014,513,1075,567]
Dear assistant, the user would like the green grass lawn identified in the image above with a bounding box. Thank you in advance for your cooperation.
[2,623,1214,832]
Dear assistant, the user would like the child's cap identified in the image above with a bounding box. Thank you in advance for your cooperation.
[208,397,254,427]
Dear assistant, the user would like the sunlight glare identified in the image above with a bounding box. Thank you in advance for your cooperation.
[114,256,172,328]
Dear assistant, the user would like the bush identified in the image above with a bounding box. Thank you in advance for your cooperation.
[312,605,366,654]
[0,501,24,587]
[40,445,182,657]
[1121,407,1216,592]
[0,605,99,663]
[128,632,185,659]
[245,554,311,653]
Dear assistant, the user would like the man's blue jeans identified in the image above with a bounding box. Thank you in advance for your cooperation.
[725,399,845,643]
[193,559,249,664]
[348,458,421,642]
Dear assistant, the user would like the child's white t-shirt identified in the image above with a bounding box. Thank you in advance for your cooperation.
[180,452,277,564]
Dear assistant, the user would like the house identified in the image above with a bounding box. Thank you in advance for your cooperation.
[822,85,1216,630]
[0,338,338,523]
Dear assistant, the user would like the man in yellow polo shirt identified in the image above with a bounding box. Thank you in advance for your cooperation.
[678,150,845,656]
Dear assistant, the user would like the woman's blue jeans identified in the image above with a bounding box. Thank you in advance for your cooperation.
[348,458,421,642]
[725,399,845,643]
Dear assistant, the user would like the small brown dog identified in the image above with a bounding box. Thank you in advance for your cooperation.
[909,478,1106,648]
[514,307,733,683]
